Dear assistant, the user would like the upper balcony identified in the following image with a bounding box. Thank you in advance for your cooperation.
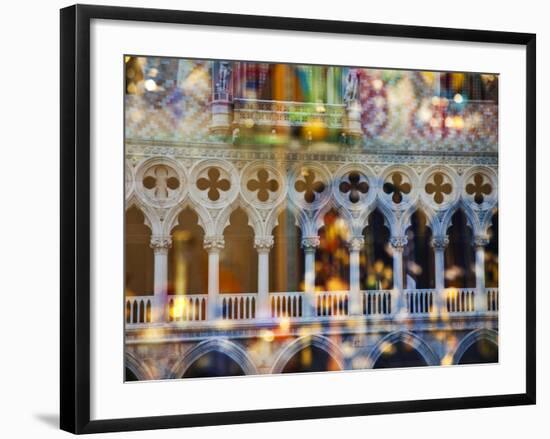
[125,287,499,330]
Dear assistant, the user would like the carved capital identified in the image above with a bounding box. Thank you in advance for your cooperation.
[150,235,172,253]
[348,236,365,252]
[254,236,274,252]
[301,236,320,250]
[390,236,408,249]
[473,235,490,248]
[431,235,449,249]
[203,235,225,252]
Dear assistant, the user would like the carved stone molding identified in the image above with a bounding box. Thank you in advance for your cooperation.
[150,236,172,253]
[203,236,225,252]
[348,236,365,252]
[301,236,321,250]
[254,236,274,252]
[431,235,450,249]
[473,235,490,248]
[390,236,408,249]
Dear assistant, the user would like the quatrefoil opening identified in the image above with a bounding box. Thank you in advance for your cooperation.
[247,169,279,202]
[339,171,369,203]
[142,165,180,200]
[196,167,231,201]
[295,169,326,203]
[425,172,452,204]
[383,172,411,204]
[466,173,492,205]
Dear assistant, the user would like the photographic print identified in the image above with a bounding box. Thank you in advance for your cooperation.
[124,56,499,381]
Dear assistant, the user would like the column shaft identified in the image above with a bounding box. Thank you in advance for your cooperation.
[390,236,407,315]
[204,236,224,320]
[349,236,364,315]
[257,251,270,318]
[431,236,449,314]
[255,236,273,319]
[150,236,171,323]
[474,239,487,312]
[302,236,320,317]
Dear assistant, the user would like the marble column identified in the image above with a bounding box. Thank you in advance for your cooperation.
[390,236,407,314]
[348,236,365,315]
[301,236,320,317]
[473,235,489,313]
[150,235,172,322]
[204,236,225,320]
[431,235,449,313]
[254,236,274,319]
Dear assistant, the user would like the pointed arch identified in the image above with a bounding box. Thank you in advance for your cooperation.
[440,201,477,237]
[125,352,155,381]
[312,197,354,236]
[170,338,258,378]
[271,335,345,374]
[451,328,498,364]
[361,208,393,290]
[365,330,439,368]
[369,196,398,236]
[264,199,297,236]
[163,198,213,237]
[125,194,160,235]
[216,195,265,238]
[399,202,438,237]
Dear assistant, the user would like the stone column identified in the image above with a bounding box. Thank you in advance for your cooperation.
[348,236,365,315]
[254,236,274,319]
[301,236,320,317]
[473,235,489,313]
[204,236,225,320]
[150,235,172,323]
[390,236,407,314]
[431,235,449,313]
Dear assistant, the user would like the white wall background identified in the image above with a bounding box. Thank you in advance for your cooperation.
[0,0,545,437]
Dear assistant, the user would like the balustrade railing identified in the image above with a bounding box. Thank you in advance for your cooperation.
[126,296,153,324]
[221,293,257,320]
[444,288,476,313]
[270,292,303,318]
[486,287,499,312]
[168,295,207,322]
[233,98,346,129]
[362,290,393,316]
[405,289,435,315]
[125,287,498,326]
[315,291,349,318]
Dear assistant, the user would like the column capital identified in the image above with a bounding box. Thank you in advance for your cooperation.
[203,235,225,252]
[431,235,449,249]
[348,236,365,252]
[254,236,274,253]
[390,236,408,249]
[472,235,490,248]
[301,236,320,250]
[150,235,172,253]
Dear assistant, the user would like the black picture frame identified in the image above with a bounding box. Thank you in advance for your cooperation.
[60,4,536,434]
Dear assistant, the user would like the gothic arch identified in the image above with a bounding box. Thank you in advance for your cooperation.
[312,197,354,236]
[125,194,161,235]
[364,198,397,236]
[216,195,265,238]
[170,338,258,378]
[451,328,498,364]
[399,202,437,237]
[163,198,213,237]
[125,352,155,381]
[271,335,345,374]
[365,330,440,368]
[440,201,477,237]
[264,199,298,236]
